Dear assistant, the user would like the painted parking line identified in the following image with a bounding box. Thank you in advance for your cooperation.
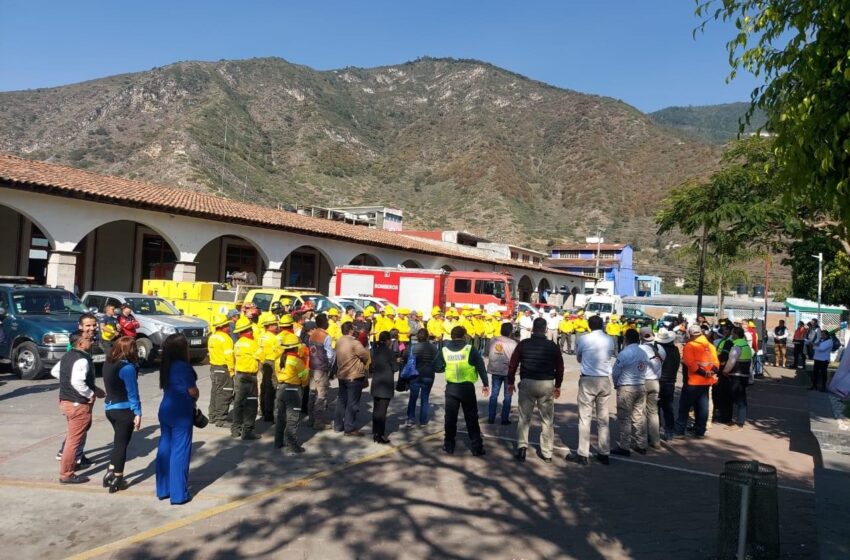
[464,431,816,495]
[67,429,446,560]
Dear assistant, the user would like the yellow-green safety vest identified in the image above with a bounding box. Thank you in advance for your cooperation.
[442,345,477,384]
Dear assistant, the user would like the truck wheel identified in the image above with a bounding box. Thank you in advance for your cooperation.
[136,338,154,366]
[13,341,44,380]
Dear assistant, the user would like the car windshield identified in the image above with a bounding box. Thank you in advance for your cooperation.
[124,297,180,316]
[585,302,613,313]
[301,295,336,313]
[11,291,87,315]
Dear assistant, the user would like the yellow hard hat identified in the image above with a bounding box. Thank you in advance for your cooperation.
[483,313,492,319]
[211,314,229,328]
[327,308,340,317]
[259,312,278,327]
[279,314,294,327]
[234,316,253,333]
[563,310,570,316]
[397,307,410,315]
[431,306,443,316]
[364,307,375,317]
[494,311,502,318]
[748,320,756,327]
[461,308,471,316]
[577,310,585,316]
[280,332,301,349]
[384,306,396,316]
[281,297,292,306]
[611,314,618,321]
[472,308,482,316]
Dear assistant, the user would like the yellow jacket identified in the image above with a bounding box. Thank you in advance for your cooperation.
[559,319,574,334]
[234,336,262,374]
[395,317,411,343]
[373,316,392,339]
[573,318,590,333]
[327,320,342,347]
[427,318,443,339]
[442,318,457,340]
[341,315,353,325]
[605,321,622,336]
[207,331,234,373]
[460,317,475,336]
[472,318,486,337]
[484,319,495,338]
[275,350,310,386]
[259,330,283,363]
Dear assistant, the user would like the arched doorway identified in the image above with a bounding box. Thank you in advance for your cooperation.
[401,259,422,268]
[0,203,52,285]
[73,220,179,292]
[517,275,534,303]
[349,253,383,267]
[194,235,267,284]
[284,246,334,294]
[537,278,552,304]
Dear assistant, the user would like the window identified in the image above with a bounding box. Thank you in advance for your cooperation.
[251,292,274,311]
[84,295,104,312]
[226,243,259,275]
[124,297,179,316]
[141,235,176,280]
[555,251,580,259]
[522,254,530,262]
[454,278,471,293]
[510,252,518,260]
[12,291,86,315]
[475,280,506,299]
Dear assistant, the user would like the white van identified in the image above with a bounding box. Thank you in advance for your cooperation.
[584,294,623,322]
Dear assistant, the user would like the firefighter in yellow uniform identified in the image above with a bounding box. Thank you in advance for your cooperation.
[326,308,343,347]
[232,316,263,440]
[442,308,458,341]
[379,306,396,339]
[559,311,575,354]
[482,312,495,354]
[207,314,235,427]
[472,309,486,352]
[573,311,590,348]
[459,309,475,338]
[428,307,444,342]
[257,312,282,422]
[274,333,310,454]
[605,313,623,355]
[395,308,412,343]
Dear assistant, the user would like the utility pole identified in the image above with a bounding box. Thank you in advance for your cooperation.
[763,254,771,344]
[813,252,823,322]
[695,224,708,317]
[593,227,603,294]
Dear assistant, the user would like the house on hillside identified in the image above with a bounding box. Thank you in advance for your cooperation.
[548,241,636,297]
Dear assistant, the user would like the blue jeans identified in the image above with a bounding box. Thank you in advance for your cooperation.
[675,385,709,437]
[407,376,434,424]
[488,375,512,423]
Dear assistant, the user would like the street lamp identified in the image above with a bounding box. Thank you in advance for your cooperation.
[812,252,823,322]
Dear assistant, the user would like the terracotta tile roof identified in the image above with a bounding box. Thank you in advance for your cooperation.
[0,153,582,279]
[550,243,628,251]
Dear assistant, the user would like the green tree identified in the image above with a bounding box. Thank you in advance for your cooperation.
[696,0,850,255]
[786,233,850,305]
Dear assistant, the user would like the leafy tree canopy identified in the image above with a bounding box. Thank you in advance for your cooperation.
[696,0,850,253]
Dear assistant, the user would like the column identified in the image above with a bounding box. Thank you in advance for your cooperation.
[45,251,77,292]
[262,269,283,288]
[172,261,197,282]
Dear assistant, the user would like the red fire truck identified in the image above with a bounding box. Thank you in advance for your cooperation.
[332,266,516,319]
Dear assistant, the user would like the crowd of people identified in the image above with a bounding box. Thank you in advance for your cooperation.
[50,300,844,504]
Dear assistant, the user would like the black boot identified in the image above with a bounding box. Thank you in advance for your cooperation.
[102,469,114,489]
[109,474,128,494]
[514,448,527,462]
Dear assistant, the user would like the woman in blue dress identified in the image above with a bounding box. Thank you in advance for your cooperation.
[156,334,198,505]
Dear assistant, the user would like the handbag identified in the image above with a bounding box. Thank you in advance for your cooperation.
[400,342,418,379]
[193,408,209,429]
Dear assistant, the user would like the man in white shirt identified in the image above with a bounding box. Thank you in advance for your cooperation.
[566,315,615,466]
[518,309,535,341]
[545,309,561,344]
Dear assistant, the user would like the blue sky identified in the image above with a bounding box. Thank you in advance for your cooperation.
[0,0,760,112]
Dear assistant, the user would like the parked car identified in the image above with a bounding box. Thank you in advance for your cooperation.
[329,297,364,313]
[0,283,104,379]
[343,296,393,313]
[621,307,656,327]
[82,291,209,364]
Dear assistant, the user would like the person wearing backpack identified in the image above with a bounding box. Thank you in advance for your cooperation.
[674,324,719,439]
[811,329,834,392]
[486,322,518,425]
[655,328,680,441]
[403,329,438,427]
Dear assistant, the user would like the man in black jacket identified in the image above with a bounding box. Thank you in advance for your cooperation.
[655,328,681,441]
[434,326,490,456]
[508,318,564,463]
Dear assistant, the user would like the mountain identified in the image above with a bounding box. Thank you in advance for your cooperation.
[649,102,767,144]
[0,57,719,255]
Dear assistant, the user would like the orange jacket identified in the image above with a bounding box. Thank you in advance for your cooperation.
[682,335,719,386]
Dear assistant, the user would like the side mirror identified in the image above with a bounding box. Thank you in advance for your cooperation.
[89,307,99,314]
[178,309,184,315]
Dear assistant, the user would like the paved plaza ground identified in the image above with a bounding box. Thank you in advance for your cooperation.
[0,355,820,559]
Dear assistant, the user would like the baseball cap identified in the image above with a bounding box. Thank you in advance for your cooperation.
[687,324,703,336]
[639,327,654,341]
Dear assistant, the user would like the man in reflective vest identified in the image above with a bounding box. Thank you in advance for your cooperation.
[207,314,235,427]
[258,312,282,422]
[274,333,310,454]
[720,326,754,430]
[434,326,490,455]
[232,316,263,440]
